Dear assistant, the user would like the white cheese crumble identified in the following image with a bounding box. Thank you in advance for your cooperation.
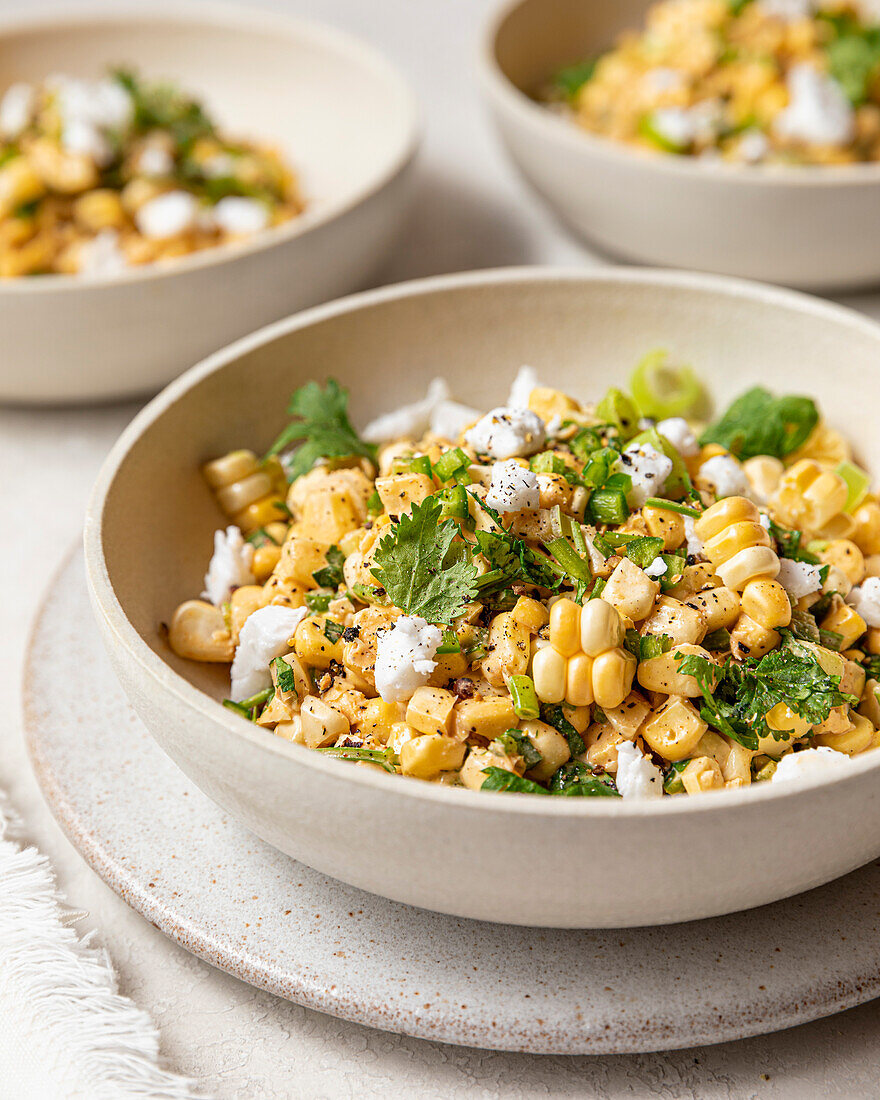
[507,365,539,409]
[77,229,129,277]
[230,605,307,701]
[202,152,237,178]
[212,196,271,235]
[650,100,723,148]
[138,145,174,177]
[772,746,849,784]
[362,378,450,443]
[644,556,668,578]
[486,460,540,513]
[736,129,770,164]
[776,557,824,600]
[684,516,704,558]
[641,67,686,95]
[656,416,699,457]
[614,442,673,508]
[465,406,546,460]
[775,64,854,147]
[847,577,880,628]
[0,82,34,138]
[615,740,664,800]
[374,616,443,703]
[699,454,750,499]
[759,512,772,531]
[430,399,480,440]
[758,0,816,20]
[49,75,133,166]
[135,191,200,239]
[202,526,256,607]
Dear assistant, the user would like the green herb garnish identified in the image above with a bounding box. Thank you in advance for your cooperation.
[312,545,345,588]
[266,380,377,480]
[700,387,818,461]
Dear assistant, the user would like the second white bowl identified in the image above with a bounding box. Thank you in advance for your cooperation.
[480,0,880,291]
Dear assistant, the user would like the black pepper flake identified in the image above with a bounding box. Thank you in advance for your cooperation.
[342,626,360,642]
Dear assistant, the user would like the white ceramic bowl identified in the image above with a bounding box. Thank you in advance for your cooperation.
[85,267,880,928]
[0,3,418,403]
[479,0,880,291]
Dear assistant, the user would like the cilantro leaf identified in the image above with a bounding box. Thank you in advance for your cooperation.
[540,705,586,758]
[548,762,621,797]
[552,58,599,100]
[700,387,818,461]
[266,380,377,481]
[480,767,548,794]
[370,496,479,624]
[312,545,345,588]
[738,643,857,729]
[827,26,880,105]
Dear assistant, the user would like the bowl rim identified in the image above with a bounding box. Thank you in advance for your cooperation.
[478,0,880,189]
[85,264,880,818]
[0,0,420,295]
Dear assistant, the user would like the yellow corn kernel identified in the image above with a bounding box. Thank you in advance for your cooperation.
[740,578,791,630]
[429,650,469,687]
[406,686,456,737]
[858,678,880,727]
[0,233,54,277]
[400,734,466,779]
[684,586,741,631]
[821,603,867,651]
[300,697,349,749]
[812,705,855,736]
[816,713,875,755]
[742,455,784,503]
[536,473,574,511]
[591,647,637,709]
[549,598,582,657]
[521,719,572,782]
[293,615,344,669]
[528,386,580,421]
[252,543,282,582]
[637,643,713,698]
[0,157,46,217]
[665,562,718,600]
[602,557,660,622]
[765,700,811,739]
[867,628,880,655]
[603,691,651,739]
[693,496,759,542]
[29,139,98,193]
[73,188,125,231]
[579,597,625,656]
[819,540,866,587]
[272,652,311,701]
[852,501,880,556]
[216,470,274,515]
[482,611,531,687]
[585,725,625,772]
[703,521,771,567]
[532,645,567,704]
[815,513,856,541]
[262,574,307,609]
[168,599,233,662]
[459,747,513,791]
[641,595,707,645]
[642,696,707,761]
[203,449,261,489]
[511,596,548,633]
[720,739,753,784]
[274,717,305,743]
[228,585,265,645]
[730,614,780,661]
[276,536,330,589]
[775,460,848,530]
[642,505,686,551]
[453,697,518,741]
[681,756,724,795]
[565,652,595,707]
[299,490,363,545]
[234,495,287,533]
[716,545,780,591]
[375,473,434,518]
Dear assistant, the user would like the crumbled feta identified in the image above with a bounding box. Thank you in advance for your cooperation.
[847,577,880,628]
[507,365,539,409]
[775,64,854,147]
[230,605,307,701]
[362,378,450,443]
[736,129,770,164]
[772,746,849,784]
[759,512,772,530]
[202,152,237,178]
[465,407,546,460]
[486,460,540,513]
[650,100,723,148]
[49,75,133,166]
[656,416,699,457]
[138,145,174,177]
[614,442,673,508]
[684,516,704,558]
[135,191,200,239]
[374,616,443,703]
[644,556,668,578]
[545,415,564,437]
[430,399,480,440]
[62,117,112,164]
[641,67,685,95]
[0,82,34,139]
[202,526,256,607]
[615,740,664,800]
[77,229,129,277]
[212,196,270,235]
[776,557,823,600]
[758,0,815,20]
[699,454,749,499]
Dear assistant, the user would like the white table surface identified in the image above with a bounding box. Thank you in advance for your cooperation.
[4,0,880,1095]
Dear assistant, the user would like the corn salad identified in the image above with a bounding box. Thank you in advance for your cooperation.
[168,357,880,799]
[0,70,302,277]
[544,1,880,165]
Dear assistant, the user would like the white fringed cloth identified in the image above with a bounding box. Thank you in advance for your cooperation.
[0,796,201,1099]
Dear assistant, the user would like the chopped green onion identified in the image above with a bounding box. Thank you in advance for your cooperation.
[508,674,541,720]
[436,628,461,654]
[588,488,629,525]
[317,746,399,773]
[569,427,603,461]
[305,588,334,612]
[438,483,469,521]
[367,489,383,516]
[644,496,701,519]
[222,687,273,721]
[531,451,568,475]
[630,349,705,420]
[323,620,343,644]
[410,454,433,478]
[433,447,470,482]
[663,760,689,795]
[836,460,871,513]
[596,387,640,440]
[658,552,686,592]
[625,535,665,570]
[546,537,593,583]
[702,628,731,651]
[589,578,607,600]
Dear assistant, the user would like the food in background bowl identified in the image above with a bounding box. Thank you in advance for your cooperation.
[167,356,880,799]
[543,0,880,165]
[0,69,302,277]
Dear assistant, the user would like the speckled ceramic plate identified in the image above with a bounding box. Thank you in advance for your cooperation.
[23,549,880,1055]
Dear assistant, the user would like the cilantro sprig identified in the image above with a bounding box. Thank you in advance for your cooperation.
[370,496,479,624]
[700,387,818,461]
[267,380,377,481]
